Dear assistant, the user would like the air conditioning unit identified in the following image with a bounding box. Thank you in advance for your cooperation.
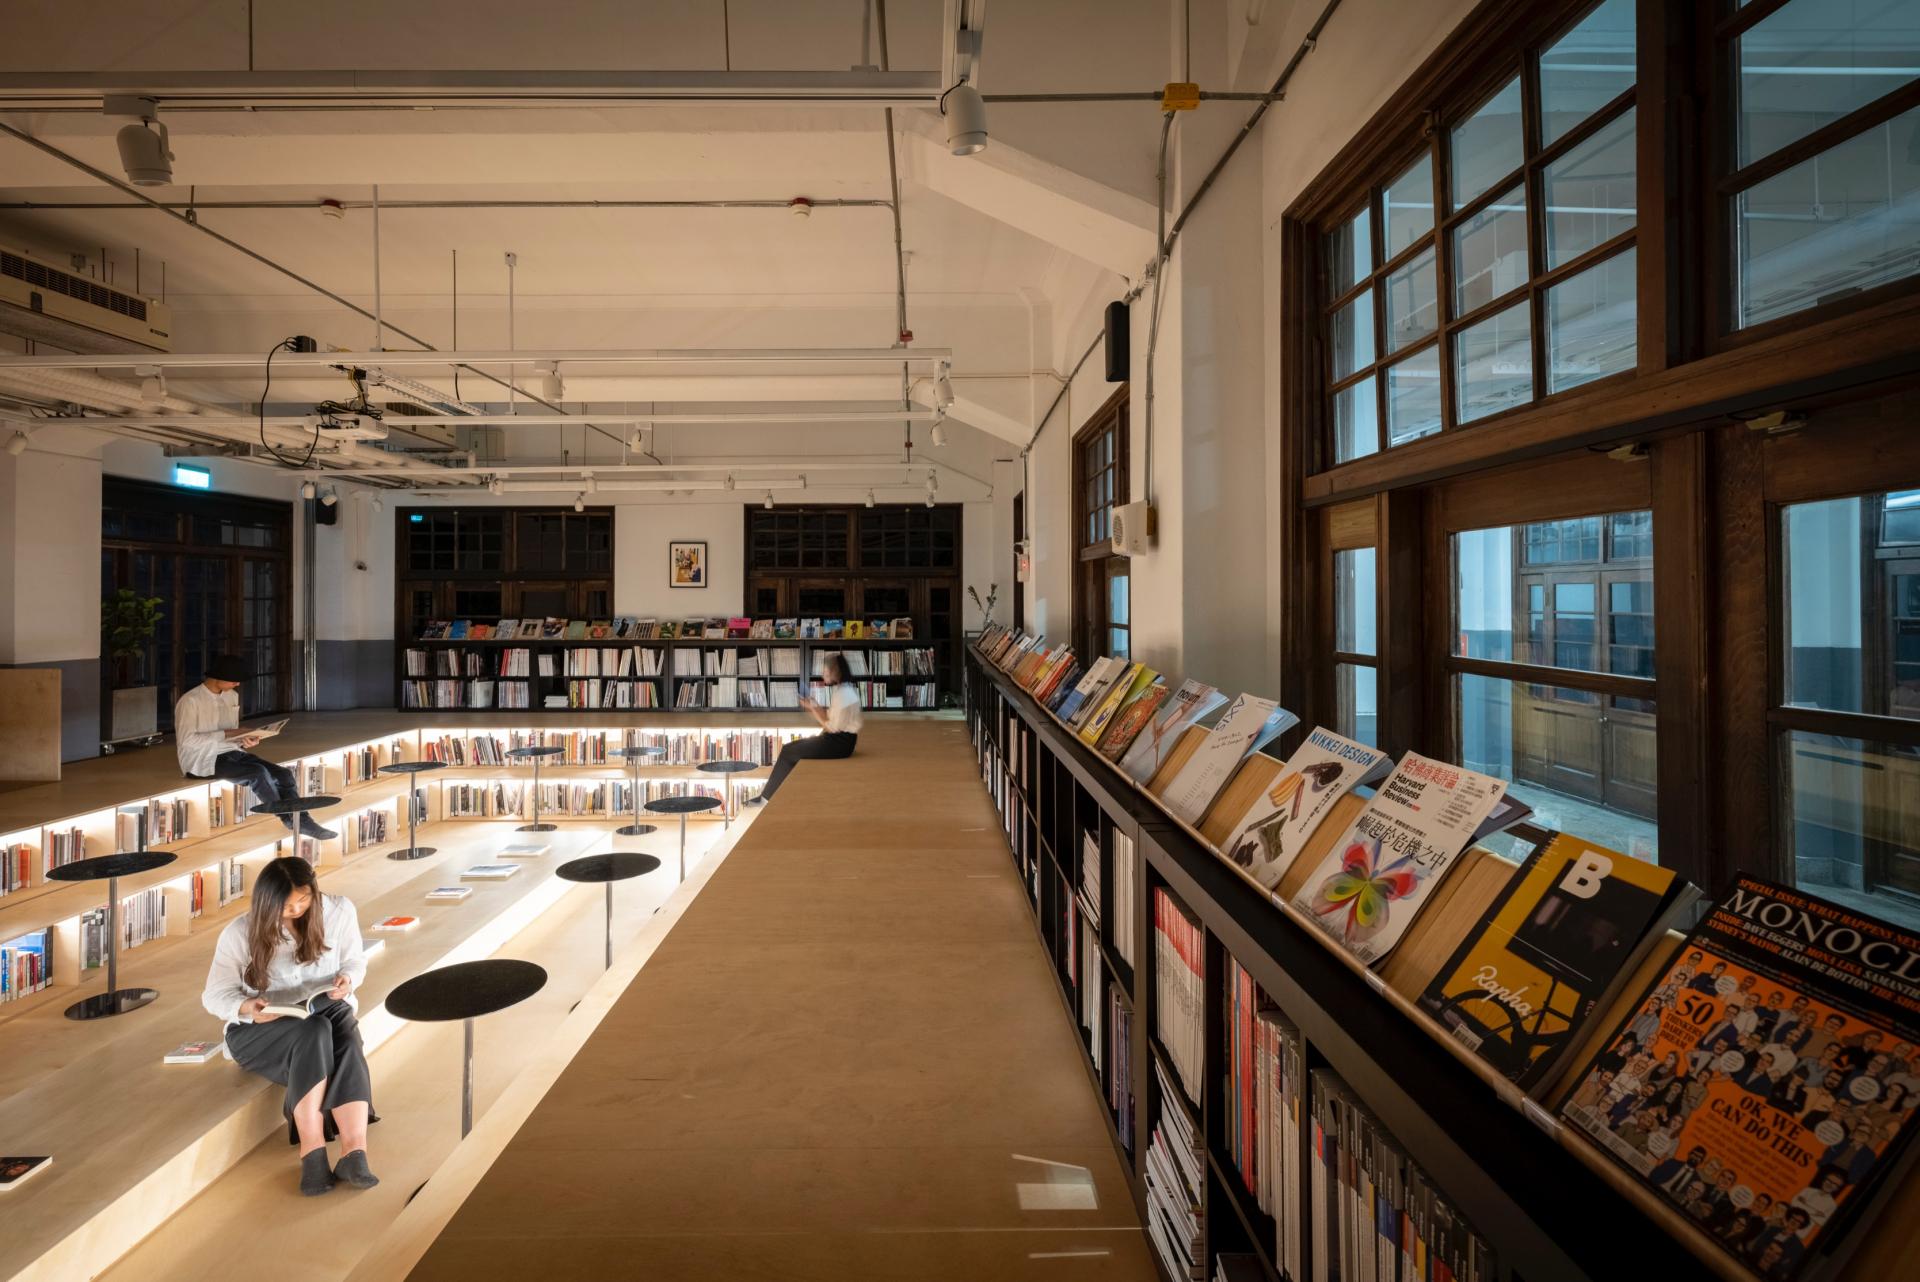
[1111,500,1156,556]
[0,246,172,351]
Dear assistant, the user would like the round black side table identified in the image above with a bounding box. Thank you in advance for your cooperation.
[47,851,178,1020]
[378,759,448,860]
[556,852,663,968]
[504,745,565,832]
[250,795,341,819]
[611,744,666,837]
[643,795,723,881]
[695,759,758,828]
[385,958,547,1138]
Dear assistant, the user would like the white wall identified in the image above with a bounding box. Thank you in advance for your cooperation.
[0,438,104,664]
[616,502,746,618]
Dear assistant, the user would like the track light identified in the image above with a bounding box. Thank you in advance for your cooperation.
[300,480,317,500]
[114,116,174,186]
[763,491,774,510]
[933,360,955,411]
[865,489,876,508]
[925,493,936,508]
[539,364,564,402]
[320,487,338,507]
[930,416,947,448]
[5,432,26,457]
[488,477,504,495]
[139,371,167,405]
[943,83,988,156]
[573,494,586,513]
[371,496,384,512]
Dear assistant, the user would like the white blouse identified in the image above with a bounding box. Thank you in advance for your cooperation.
[823,682,864,735]
[201,893,367,1026]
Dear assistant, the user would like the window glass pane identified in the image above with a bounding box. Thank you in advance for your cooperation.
[1738,0,1920,167]
[1384,346,1443,446]
[1784,494,1920,720]
[1455,513,1651,671]
[1546,246,1638,393]
[1452,184,1530,314]
[1382,245,1439,352]
[1331,291,1376,380]
[1327,207,1372,294]
[1543,107,1637,268]
[1333,376,1380,463]
[1888,490,1920,545]
[1109,569,1130,628]
[1384,152,1436,258]
[1335,547,1377,656]
[1539,0,1637,146]
[1450,76,1525,210]
[1110,627,1131,660]
[1454,300,1533,423]
[1458,673,1659,860]
[1609,509,1653,560]
[1736,102,1920,327]
[1336,663,1379,748]
[1786,731,1920,930]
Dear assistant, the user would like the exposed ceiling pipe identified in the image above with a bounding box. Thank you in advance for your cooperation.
[0,197,897,213]
[84,408,950,429]
[0,346,955,371]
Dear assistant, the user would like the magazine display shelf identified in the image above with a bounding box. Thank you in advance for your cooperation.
[966,651,1919,1282]
[400,637,938,712]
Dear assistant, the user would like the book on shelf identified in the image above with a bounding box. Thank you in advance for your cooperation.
[0,1156,51,1192]
[1096,676,1171,761]
[726,616,751,639]
[1062,656,1122,728]
[1157,694,1300,826]
[1418,832,1695,1096]
[1220,955,1305,1277]
[749,618,774,639]
[461,863,520,880]
[370,915,419,932]
[162,1038,228,1065]
[1146,1058,1206,1282]
[495,617,518,637]
[584,619,613,639]
[426,885,472,901]
[891,616,913,639]
[1154,887,1206,1103]
[774,618,798,639]
[821,618,845,639]
[1,928,52,1003]
[2,842,33,896]
[1117,679,1228,784]
[1289,752,1507,966]
[514,619,541,639]
[1217,727,1391,894]
[1559,876,1920,1282]
[1112,829,1136,968]
[679,618,705,639]
[846,619,867,639]
[1081,664,1153,746]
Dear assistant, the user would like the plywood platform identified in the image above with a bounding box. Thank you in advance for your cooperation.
[365,718,1156,1282]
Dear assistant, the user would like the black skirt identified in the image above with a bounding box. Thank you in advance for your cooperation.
[225,997,379,1145]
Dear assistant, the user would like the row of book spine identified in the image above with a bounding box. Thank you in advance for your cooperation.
[563,647,663,677]
[3,843,33,896]
[1148,1058,1206,1281]
[1155,887,1206,1104]
[1223,955,1303,1277]
[0,928,51,1002]
[565,679,663,709]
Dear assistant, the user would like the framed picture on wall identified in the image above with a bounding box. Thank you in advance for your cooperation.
[669,541,707,589]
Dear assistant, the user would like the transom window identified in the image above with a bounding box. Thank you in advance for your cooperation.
[1323,0,1639,462]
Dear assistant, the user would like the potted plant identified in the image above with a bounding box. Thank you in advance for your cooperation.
[102,588,164,747]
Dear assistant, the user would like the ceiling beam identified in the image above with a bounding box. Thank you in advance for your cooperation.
[0,347,955,372]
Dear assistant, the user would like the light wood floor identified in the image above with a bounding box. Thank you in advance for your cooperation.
[386,718,1156,1281]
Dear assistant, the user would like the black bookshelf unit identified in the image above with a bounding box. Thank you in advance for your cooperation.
[967,649,1714,1282]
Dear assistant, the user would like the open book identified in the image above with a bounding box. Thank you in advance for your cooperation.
[257,983,334,1020]
[230,718,290,742]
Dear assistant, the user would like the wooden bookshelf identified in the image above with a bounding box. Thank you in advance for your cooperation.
[967,649,1919,1282]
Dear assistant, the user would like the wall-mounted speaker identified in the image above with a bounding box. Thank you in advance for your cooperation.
[1104,300,1129,382]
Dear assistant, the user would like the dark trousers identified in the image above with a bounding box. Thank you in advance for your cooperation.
[226,998,377,1145]
[761,731,857,799]
[201,750,301,828]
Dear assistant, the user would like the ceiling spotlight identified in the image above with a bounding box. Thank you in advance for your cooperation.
[539,364,564,402]
[5,431,27,457]
[925,472,938,494]
[139,371,167,405]
[933,360,955,411]
[865,489,876,508]
[925,493,937,509]
[371,495,384,512]
[943,82,989,156]
[300,480,317,500]
[109,97,173,186]
[573,493,586,513]
[930,417,948,448]
[320,487,339,507]
[763,491,774,510]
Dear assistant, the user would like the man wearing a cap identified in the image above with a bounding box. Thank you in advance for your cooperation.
[176,655,336,840]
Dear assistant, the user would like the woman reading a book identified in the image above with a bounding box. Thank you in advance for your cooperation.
[201,856,377,1196]
[746,653,862,805]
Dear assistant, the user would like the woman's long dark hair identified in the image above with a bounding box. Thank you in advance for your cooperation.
[822,654,853,686]
[244,856,326,991]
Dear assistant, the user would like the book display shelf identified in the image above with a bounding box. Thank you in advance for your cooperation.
[0,723,807,1024]
[402,637,939,713]
[966,649,1920,1282]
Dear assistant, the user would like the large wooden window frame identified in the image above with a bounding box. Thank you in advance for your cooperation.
[1074,386,1131,661]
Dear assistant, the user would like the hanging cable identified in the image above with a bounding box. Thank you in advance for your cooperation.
[257,337,322,469]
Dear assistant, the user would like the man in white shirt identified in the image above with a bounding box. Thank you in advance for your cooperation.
[176,654,336,839]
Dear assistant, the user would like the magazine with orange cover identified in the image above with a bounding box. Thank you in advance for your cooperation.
[1559,876,1920,1282]
[1096,679,1170,761]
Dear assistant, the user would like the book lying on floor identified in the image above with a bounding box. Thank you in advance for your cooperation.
[460,863,520,880]
[497,842,550,858]
[162,1038,228,1064]
[426,885,472,901]
[370,914,419,932]
[0,1156,51,1191]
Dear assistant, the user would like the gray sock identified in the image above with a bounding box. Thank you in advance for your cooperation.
[334,1148,379,1190]
[300,1148,336,1196]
